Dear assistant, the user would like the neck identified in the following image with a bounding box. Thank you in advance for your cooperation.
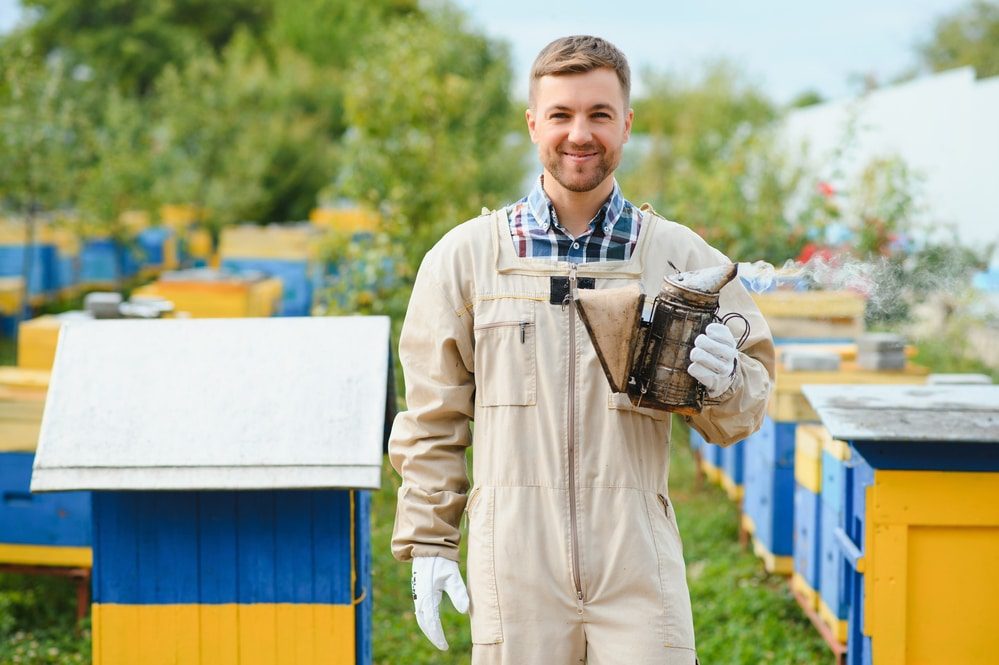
[542,172,615,237]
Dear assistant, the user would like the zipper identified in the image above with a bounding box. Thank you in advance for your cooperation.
[565,264,583,601]
[473,319,534,344]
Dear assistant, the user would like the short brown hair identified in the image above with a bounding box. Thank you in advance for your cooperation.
[529,35,631,108]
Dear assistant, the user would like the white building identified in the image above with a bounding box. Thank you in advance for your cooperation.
[781,66,999,269]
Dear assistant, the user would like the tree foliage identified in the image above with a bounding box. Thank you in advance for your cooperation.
[335,8,524,270]
[621,63,807,264]
[918,0,999,78]
[20,0,272,95]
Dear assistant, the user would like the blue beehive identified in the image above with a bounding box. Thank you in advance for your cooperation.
[31,317,391,664]
[79,238,138,287]
[0,368,91,569]
[742,415,796,573]
[221,257,315,317]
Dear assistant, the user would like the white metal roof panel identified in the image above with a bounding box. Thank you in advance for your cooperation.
[31,316,390,491]
[801,384,999,443]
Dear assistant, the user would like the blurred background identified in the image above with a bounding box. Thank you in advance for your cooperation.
[0,1,997,663]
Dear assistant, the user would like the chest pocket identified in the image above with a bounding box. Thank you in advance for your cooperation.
[473,299,537,407]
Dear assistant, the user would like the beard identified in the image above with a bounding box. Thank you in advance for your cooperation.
[544,143,617,193]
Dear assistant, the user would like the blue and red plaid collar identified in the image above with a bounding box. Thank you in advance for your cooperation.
[526,174,626,237]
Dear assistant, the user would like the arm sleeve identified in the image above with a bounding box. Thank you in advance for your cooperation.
[685,257,776,446]
[389,249,475,562]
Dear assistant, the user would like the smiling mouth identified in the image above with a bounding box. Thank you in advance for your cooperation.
[563,152,598,161]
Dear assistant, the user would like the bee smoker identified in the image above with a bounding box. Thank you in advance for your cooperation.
[576,263,750,415]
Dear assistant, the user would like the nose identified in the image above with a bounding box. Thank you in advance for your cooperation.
[567,116,593,146]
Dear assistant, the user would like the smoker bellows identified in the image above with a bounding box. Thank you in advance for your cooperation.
[576,263,749,415]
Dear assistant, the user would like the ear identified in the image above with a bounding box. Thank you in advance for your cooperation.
[526,107,539,144]
[623,107,634,144]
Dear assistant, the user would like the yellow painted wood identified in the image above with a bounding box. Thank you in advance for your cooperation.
[741,513,756,536]
[720,474,743,502]
[863,470,999,664]
[134,278,282,319]
[751,291,866,318]
[817,598,848,644]
[770,361,928,422]
[791,572,818,610]
[821,434,851,461]
[93,604,355,665]
[0,276,23,316]
[700,459,721,484]
[0,543,92,567]
[752,537,793,575]
[794,425,824,492]
[309,207,380,234]
[17,315,63,371]
[187,228,214,259]
[219,224,321,262]
[160,204,203,229]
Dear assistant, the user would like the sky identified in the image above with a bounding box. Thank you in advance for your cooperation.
[450,0,971,104]
[0,0,973,104]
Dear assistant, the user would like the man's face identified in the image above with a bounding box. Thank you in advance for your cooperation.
[527,68,633,194]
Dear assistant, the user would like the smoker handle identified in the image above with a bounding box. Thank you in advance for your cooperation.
[717,312,751,349]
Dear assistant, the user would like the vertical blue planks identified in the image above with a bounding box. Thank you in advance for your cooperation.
[93,490,355,605]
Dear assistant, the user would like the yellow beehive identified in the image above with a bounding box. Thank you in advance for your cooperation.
[863,470,999,664]
[770,361,929,422]
[186,227,214,262]
[309,206,380,234]
[133,277,282,318]
[794,425,825,493]
[0,277,23,316]
[219,224,322,262]
[752,291,866,340]
[0,367,50,452]
[160,204,204,230]
[17,315,78,371]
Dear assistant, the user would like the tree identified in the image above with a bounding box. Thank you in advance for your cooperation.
[621,62,808,264]
[918,0,999,78]
[0,38,85,324]
[20,0,272,95]
[334,8,524,272]
[151,34,338,242]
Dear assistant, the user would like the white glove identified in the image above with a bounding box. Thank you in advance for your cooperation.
[688,322,738,398]
[411,555,469,650]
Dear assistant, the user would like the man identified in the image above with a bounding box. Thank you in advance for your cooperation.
[390,35,774,664]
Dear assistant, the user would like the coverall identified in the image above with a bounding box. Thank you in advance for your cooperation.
[390,206,775,664]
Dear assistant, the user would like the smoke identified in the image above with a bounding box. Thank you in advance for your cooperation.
[738,253,986,320]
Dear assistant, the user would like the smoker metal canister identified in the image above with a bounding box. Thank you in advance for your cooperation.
[627,264,748,415]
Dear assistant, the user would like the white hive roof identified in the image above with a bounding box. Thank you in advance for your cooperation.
[31,316,391,491]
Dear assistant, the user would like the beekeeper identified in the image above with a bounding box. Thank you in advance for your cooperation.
[390,35,775,664]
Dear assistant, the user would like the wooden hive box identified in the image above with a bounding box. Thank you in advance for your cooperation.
[804,385,999,665]
[32,317,392,665]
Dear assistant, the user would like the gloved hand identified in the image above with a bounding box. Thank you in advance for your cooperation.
[411,555,469,650]
[688,322,738,398]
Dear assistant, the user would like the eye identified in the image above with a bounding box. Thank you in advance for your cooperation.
[592,112,612,120]
[550,112,570,120]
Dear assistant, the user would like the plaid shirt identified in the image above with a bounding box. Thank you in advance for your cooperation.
[505,175,642,263]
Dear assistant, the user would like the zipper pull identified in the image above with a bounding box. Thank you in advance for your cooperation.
[520,321,527,343]
[562,265,578,312]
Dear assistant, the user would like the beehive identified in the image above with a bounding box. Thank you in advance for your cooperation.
[0,367,91,568]
[805,384,999,665]
[133,271,282,319]
[32,317,390,664]
[751,291,866,342]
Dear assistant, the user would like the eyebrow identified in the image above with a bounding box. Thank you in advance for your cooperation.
[545,104,617,114]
